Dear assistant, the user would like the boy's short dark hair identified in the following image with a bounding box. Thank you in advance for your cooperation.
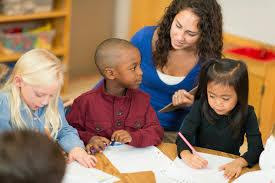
[94,38,138,75]
[0,130,66,183]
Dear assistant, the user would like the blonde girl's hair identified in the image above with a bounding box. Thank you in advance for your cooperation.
[1,48,64,139]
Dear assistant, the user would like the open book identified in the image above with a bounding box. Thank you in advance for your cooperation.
[159,86,198,113]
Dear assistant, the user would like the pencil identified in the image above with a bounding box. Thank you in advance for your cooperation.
[178,132,198,155]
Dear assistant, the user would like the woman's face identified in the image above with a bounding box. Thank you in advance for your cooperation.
[170,9,200,50]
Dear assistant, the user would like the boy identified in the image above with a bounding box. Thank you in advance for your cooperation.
[0,130,66,183]
[66,38,163,154]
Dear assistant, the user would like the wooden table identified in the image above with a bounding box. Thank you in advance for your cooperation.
[94,143,260,183]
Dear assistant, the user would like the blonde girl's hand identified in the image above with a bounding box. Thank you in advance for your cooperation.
[67,147,97,168]
[180,150,208,169]
[219,158,248,179]
[172,89,194,107]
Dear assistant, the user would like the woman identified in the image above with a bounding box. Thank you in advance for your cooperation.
[131,0,223,142]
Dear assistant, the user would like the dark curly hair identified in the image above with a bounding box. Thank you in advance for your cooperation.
[154,0,223,68]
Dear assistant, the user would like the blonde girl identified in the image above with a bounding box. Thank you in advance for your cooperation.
[0,48,97,168]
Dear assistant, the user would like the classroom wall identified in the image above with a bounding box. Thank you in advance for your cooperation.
[128,0,172,38]
[69,0,114,77]
[113,0,131,39]
[217,0,275,45]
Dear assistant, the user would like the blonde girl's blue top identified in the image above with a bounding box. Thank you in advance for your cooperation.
[131,26,202,131]
[0,91,84,152]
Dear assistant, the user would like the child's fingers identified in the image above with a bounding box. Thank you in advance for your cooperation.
[101,137,111,145]
[194,155,208,168]
[223,168,235,180]
[235,169,242,178]
[125,137,132,143]
[194,159,207,169]
[111,131,120,141]
[78,157,89,168]
[219,164,226,171]
[85,145,92,154]
[121,135,131,143]
[86,155,97,168]
[188,158,205,169]
[87,142,100,154]
[190,161,203,169]
[66,156,74,164]
[112,130,126,142]
[184,155,205,169]
[93,144,102,153]
[228,172,235,180]
[97,141,107,152]
[116,134,123,142]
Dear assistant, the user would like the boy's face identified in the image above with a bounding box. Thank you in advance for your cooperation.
[113,48,143,89]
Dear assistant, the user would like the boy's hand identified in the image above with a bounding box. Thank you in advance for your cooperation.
[219,157,247,179]
[111,130,132,144]
[86,136,110,154]
[67,147,97,168]
[180,150,208,169]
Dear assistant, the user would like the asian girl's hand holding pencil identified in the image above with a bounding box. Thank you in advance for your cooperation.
[178,132,208,169]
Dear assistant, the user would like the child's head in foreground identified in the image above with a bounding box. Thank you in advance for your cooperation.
[0,130,66,183]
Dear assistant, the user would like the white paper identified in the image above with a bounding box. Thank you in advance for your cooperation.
[168,152,235,183]
[62,161,120,183]
[233,170,275,183]
[173,152,234,170]
[103,144,173,173]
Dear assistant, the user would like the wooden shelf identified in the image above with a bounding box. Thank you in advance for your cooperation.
[0,0,71,93]
[0,46,64,62]
[0,10,67,23]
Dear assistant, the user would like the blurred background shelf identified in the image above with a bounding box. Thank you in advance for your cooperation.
[0,46,64,62]
[0,10,67,23]
[0,0,72,93]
